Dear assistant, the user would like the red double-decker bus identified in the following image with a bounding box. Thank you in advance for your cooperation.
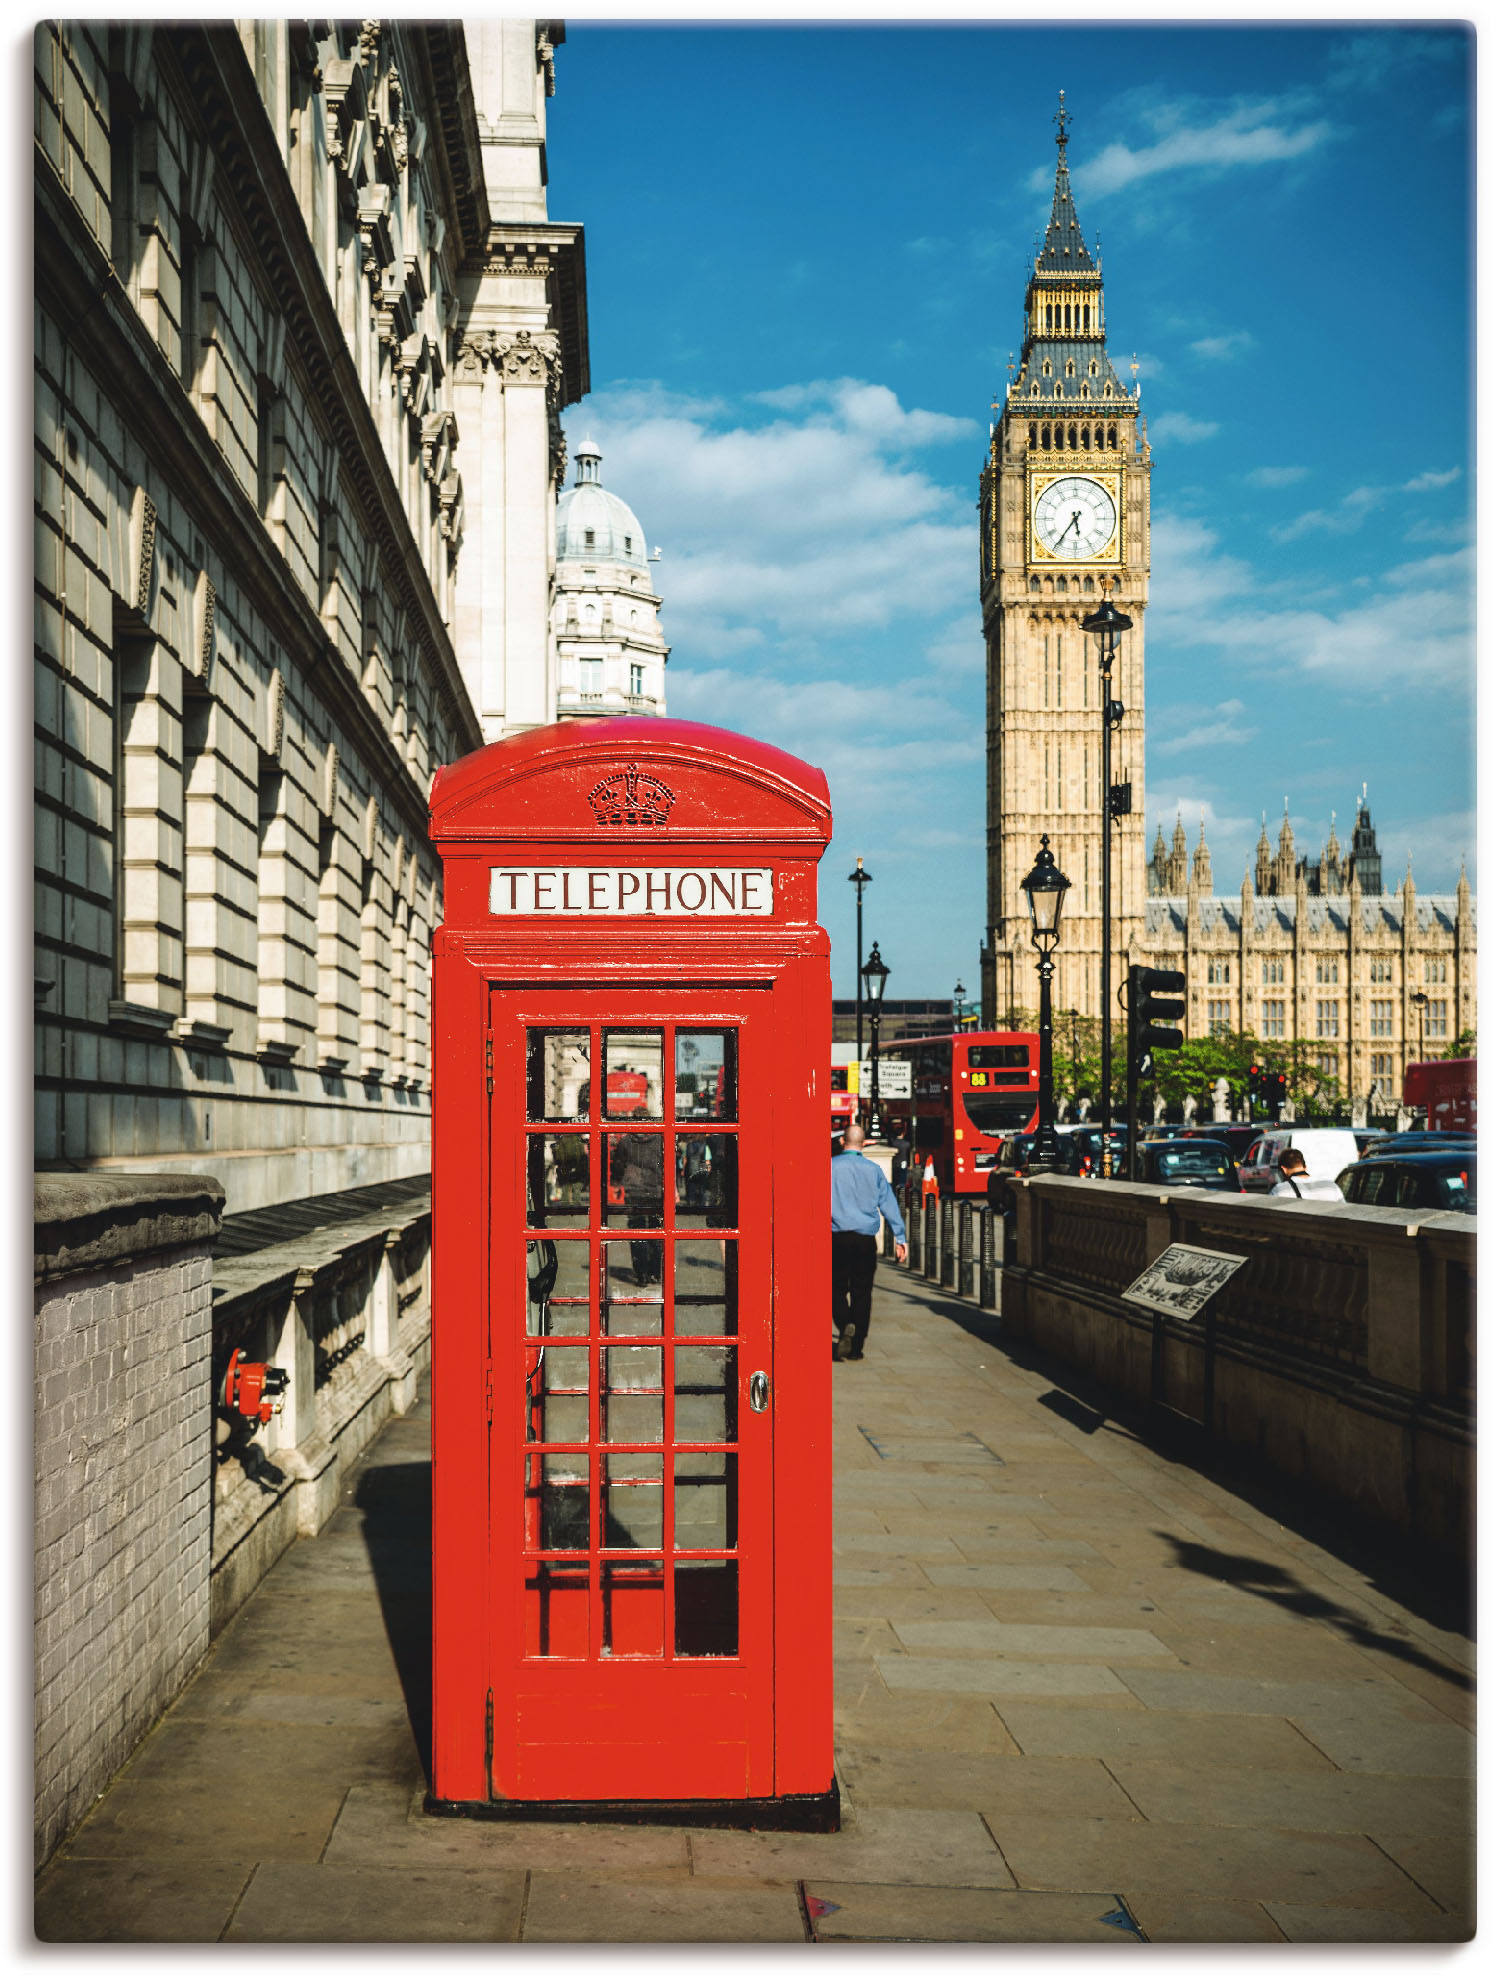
[880,1030,1040,1194]
[1403,1057,1476,1132]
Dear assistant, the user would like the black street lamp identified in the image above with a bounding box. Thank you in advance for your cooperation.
[1412,989,1429,1064]
[862,941,890,1139]
[848,857,872,1118]
[1081,589,1133,1157]
[1020,836,1071,1171]
[953,978,966,1029]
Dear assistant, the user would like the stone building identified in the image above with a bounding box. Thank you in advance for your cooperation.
[979,97,1149,1030]
[552,438,669,718]
[34,19,586,1211]
[33,19,592,1853]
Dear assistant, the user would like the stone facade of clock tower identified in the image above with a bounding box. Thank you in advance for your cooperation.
[979,104,1150,1029]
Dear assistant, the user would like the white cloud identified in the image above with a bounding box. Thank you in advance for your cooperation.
[1149,411,1219,446]
[1245,465,1309,488]
[1079,104,1332,197]
[1153,699,1257,755]
[1189,331,1254,362]
[1271,484,1386,541]
[1404,466,1462,493]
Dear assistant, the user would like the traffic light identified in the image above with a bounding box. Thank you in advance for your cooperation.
[1248,1065,1286,1118]
[1131,966,1185,1066]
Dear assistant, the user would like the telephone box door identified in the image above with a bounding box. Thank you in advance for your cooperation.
[492,988,775,1801]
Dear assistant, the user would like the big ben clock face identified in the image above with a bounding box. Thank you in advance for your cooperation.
[1031,473,1120,562]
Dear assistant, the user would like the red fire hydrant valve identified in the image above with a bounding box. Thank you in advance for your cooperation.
[222,1349,289,1424]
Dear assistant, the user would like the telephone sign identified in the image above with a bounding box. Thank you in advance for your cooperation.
[429,718,837,1828]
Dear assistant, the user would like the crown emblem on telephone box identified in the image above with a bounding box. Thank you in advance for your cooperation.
[587,763,675,828]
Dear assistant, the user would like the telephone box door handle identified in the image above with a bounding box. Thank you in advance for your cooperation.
[749,1371,770,1414]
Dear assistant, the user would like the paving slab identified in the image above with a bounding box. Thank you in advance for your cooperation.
[877,1655,1130,1699]
[1263,1900,1473,1943]
[323,1784,693,1875]
[833,1692,1019,1756]
[1365,1829,1476,1922]
[1106,1761,1475,1838]
[994,1704,1333,1770]
[691,1806,1010,1889]
[520,1872,807,1942]
[1121,1895,1286,1942]
[987,1813,1441,1912]
[1116,1668,1443,1720]
[921,1562,1092,1592]
[838,1748,1136,1819]
[34,1856,255,1943]
[1285,1710,1474,1775]
[225,1861,526,1941]
[804,1882,1141,1943]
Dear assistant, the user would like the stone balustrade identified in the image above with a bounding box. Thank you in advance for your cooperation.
[897,1176,1473,1564]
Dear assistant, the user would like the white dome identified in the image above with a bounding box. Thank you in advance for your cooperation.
[556,440,649,570]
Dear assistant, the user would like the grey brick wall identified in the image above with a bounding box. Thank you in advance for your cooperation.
[34,1176,222,1869]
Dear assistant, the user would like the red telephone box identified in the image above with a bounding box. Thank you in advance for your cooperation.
[427,718,837,1826]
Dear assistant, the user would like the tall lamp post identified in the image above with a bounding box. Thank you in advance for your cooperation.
[1021,836,1071,1172]
[1412,990,1429,1063]
[862,941,890,1139]
[848,858,873,1120]
[1081,590,1133,1168]
[953,979,966,1029]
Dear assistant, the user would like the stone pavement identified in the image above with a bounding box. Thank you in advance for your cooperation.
[35,1264,1474,1943]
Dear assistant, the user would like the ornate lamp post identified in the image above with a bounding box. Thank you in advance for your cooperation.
[953,978,966,1029]
[848,857,872,1119]
[1412,989,1429,1063]
[1080,590,1133,1156]
[862,941,890,1140]
[1021,836,1071,1172]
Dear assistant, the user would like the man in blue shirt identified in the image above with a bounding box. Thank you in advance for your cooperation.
[830,1124,907,1361]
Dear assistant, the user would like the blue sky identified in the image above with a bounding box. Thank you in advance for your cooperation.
[546,19,1474,1002]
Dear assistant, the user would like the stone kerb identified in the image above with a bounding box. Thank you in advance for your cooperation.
[34,1173,225,1868]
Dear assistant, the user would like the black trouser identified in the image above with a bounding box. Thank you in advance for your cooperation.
[831,1230,879,1356]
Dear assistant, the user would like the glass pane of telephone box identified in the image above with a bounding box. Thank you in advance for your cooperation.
[601,1242,663,1334]
[602,1031,664,1120]
[527,1030,591,1122]
[675,1560,739,1658]
[602,1453,664,1549]
[674,1135,738,1227]
[535,1452,590,1550]
[674,1345,736,1443]
[602,1558,664,1658]
[673,1452,737,1550]
[603,1134,664,1229]
[526,1345,589,1444]
[525,1560,589,1658]
[527,1136,589,1225]
[602,1345,663,1444]
[673,1240,736,1335]
[526,1239,590,1336]
[675,1032,737,1121]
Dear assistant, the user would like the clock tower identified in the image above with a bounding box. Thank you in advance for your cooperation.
[979,98,1150,1030]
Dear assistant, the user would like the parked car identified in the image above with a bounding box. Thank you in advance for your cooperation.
[1338,1150,1477,1214]
[1052,1125,1130,1177]
[1356,1130,1477,1161]
[1135,1136,1243,1191]
[1142,1124,1190,1142]
[1237,1127,1362,1195]
[1179,1124,1262,1163]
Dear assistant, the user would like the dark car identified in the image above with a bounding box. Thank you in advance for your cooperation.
[1356,1131,1477,1161]
[1338,1150,1476,1214]
[1052,1125,1130,1177]
[1180,1124,1262,1163]
[1136,1137,1242,1191]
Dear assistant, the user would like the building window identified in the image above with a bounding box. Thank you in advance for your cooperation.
[1261,958,1284,985]
[1370,1052,1394,1083]
[1369,1000,1394,1038]
[580,658,602,696]
[624,535,632,551]
[1315,1050,1338,1077]
[1261,1000,1285,1039]
[1369,956,1393,983]
[1425,956,1447,984]
[1207,1000,1231,1035]
[1315,957,1339,984]
[1316,1001,1339,1039]
[1207,959,1230,985]
[1427,998,1448,1039]
[630,663,645,696]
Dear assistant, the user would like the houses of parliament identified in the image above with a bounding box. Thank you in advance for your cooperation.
[979,103,1475,1109]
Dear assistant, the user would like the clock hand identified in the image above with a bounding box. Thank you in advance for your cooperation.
[1054,512,1079,545]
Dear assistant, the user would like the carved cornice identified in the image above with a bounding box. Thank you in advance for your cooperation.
[482,222,589,406]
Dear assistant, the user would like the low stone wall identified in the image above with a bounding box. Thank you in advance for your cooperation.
[998,1176,1474,1562]
[209,1191,432,1634]
[34,1174,225,1869]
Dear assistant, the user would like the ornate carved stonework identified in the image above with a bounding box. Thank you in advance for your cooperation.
[494,328,561,389]
[321,743,339,821]
[263,669,285,761]
[189,571,216,682]
[587,764,675,830]
[132,490,157,618]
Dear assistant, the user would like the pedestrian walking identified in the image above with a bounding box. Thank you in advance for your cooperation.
[1269,1147,1345,1203]
[830,1123,907,1361]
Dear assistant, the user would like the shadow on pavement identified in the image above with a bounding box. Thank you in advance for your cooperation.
[354,1460,433,1783]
